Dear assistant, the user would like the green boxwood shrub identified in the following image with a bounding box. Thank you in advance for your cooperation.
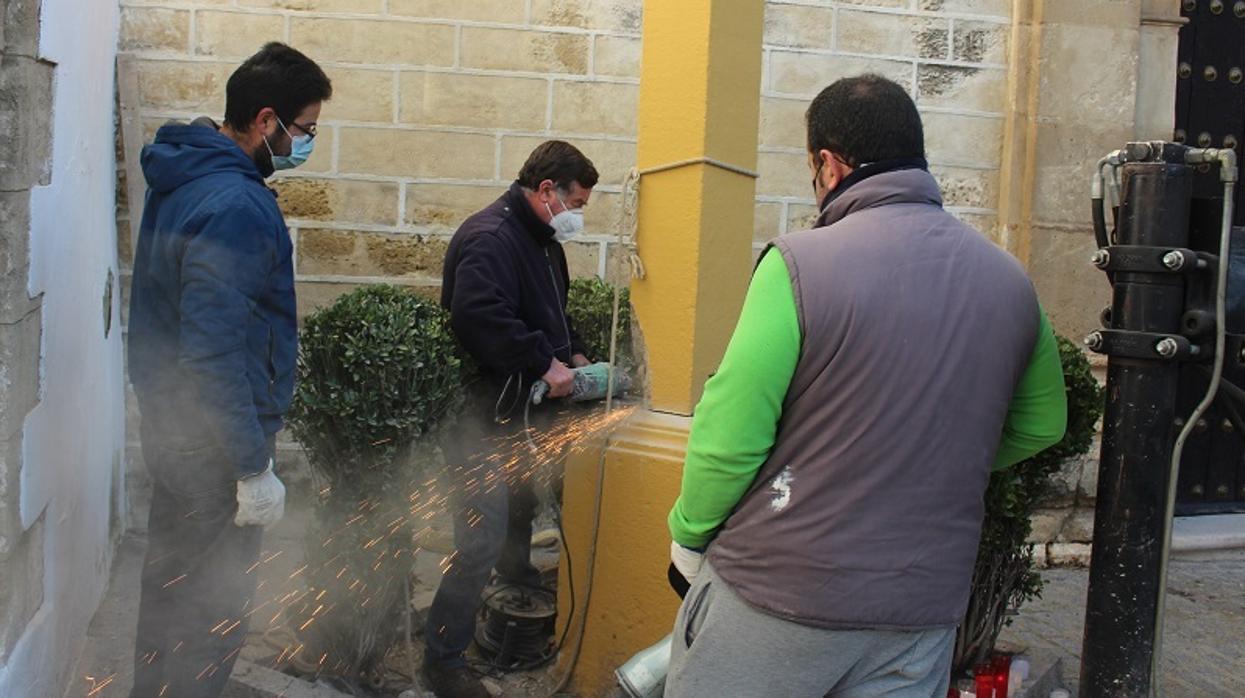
[566,277,632,366]
[286,285,464,681]
[953,335,1105,674]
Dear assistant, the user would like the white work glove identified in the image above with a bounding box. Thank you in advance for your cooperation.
[670,541,705,585]
[234,459,285,528]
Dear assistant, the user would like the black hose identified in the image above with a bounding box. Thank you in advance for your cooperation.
[1092,197,1110,250]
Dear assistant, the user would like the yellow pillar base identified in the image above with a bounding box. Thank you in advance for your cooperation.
[556,409,689,697]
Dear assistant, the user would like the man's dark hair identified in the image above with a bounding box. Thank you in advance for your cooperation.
[223,42,332,131]
[806,74,924,168]
[517,141,600,191]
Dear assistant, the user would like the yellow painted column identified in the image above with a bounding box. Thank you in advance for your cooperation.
[556,1,764,695]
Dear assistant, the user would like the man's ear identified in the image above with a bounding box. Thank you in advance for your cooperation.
[253,107,279,139]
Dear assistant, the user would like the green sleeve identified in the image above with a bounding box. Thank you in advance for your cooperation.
[667,249,802,548]
[992,308,1069,470]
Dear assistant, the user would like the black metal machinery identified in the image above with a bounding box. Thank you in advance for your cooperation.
[1081,141,1242,696]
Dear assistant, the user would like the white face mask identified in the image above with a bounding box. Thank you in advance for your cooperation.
[545,192,585,243]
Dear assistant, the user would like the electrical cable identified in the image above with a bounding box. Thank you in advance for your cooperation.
[1150,148,1237,697]
[550,167,641,695]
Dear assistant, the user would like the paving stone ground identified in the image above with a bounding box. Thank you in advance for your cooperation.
[67,502,1245,697]
[998,557,1245,696]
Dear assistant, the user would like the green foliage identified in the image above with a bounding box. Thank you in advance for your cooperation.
[288,284,463,483]
[566,277,632,365]
[285,285,464,680]
[953,336,1105,674]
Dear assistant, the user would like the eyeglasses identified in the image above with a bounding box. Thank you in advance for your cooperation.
[289,120,318,139]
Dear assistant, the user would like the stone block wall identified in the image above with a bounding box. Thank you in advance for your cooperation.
[757,0,1011,245]
[115,0,1017,317]
[0,0,55,668]
[116,0,647,319]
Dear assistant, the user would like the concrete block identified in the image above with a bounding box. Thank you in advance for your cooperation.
[1037,23,1138,124]
[953,20,1009,65]
[390,0,525,22]
[1028,508,1070,544]
[500,136,636,186]
[301,125,334,175]
[564,240,601,279]
[2,0,43,57]
[321,67,394,124]
[290,17,455,67]
[529,0,643,34]
[136,59,234,115]
[0,55,54,191]
[1028,226,1112,341]
[551,81,638,137]
[786,202,820,234]
[763,4,835,50]
[460,27,589,75]
[295,280,364,320]
[338,128,495,179]
[583,189,621,235]
[593,35,641,78]
[1058,508,1095,544]
[0,192,39,326]
[921,111,1004,168]
[758,96,807,150]
[404,183,502,233]
[1047,542,1092,567]
[753,202,781,241]
[400,72,549,130]
[756,150,811,198]
[768,50,912,97]
[195,11,286,59]
[838,10,950,60]
[1037,454,1083,509]
[363,233,448,277]
[236,0,384,12]
[0,304,41,440]
[916,64,1007,113]
[931,166,999,210]
[298,229,449,277]
[273,178,400,226]
[0,515,44,663]
[1043,0,1141,27]
[120,8,191,54]
[950,211,1000,242]
[918,0,1010,17]
[838,0,909,8]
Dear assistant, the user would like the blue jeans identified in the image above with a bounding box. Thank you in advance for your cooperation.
[423,391,553,667]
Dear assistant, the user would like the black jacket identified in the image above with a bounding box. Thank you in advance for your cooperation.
[442,183,587,392]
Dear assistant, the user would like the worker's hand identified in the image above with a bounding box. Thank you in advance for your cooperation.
[542,357,575,398]
[670,541,704,585]
[235,460,285,528]
[571,353,592,369]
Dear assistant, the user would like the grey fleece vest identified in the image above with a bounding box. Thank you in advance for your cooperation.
[708,169,1040,630]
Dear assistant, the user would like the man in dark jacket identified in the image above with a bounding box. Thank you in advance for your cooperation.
[127,43,330,698]
[422,141,598,697]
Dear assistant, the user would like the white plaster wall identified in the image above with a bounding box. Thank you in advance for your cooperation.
[0,0,124,694]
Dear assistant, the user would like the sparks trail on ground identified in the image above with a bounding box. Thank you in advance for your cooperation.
[84,674,117,697]
[244,406,634,676]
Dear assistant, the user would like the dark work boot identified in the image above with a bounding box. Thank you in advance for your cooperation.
[422,660,490,698]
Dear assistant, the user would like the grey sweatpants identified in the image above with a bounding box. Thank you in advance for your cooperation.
[666,562,955,697]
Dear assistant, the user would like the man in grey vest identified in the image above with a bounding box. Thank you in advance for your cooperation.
[664,75,1068,696]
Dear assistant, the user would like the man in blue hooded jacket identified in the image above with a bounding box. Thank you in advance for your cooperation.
[127,43,330,698]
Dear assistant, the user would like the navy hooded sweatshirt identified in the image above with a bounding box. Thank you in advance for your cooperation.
[128,119,296,479]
